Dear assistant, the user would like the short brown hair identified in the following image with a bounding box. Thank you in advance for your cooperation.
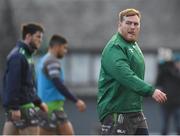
[49,34,67,48]
[119,8,141,22]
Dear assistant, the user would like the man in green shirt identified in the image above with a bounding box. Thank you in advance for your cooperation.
[97,8,167,135]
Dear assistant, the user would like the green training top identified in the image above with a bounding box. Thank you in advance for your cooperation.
[97,33,155,122]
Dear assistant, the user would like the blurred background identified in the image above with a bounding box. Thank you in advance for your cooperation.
[0,0,180,134]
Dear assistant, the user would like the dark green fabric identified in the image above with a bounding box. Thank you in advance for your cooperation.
[97,33,155,121]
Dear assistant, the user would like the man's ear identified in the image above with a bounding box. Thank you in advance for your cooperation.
[25,33,32,40]
[24,33,32,44]
[118,21,122,28]
[118,22,122,33]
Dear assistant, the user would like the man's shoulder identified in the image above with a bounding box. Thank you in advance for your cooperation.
[106,33,126,48]
[42,54,60,69]
[43,54,59,63]
[7,46,25,62]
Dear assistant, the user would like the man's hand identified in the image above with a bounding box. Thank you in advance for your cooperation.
[76,99,86,112]
[39,102,48,112]
[11,110,21,121]
[152,89,167,103]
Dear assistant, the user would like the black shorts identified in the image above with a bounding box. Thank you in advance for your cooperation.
[100,112,148,135]
[38,110,68,130]
[5,108,39,129]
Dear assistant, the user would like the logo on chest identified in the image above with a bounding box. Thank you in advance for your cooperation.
[128,48,134,53]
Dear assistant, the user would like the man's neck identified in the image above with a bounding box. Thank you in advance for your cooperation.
[49,49,57,58]
[21,40,36,54]
[23,39,30,46]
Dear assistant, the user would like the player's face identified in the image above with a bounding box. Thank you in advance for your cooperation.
[119,15,140,42]
[29,31,43,49]
[57,44,68,58]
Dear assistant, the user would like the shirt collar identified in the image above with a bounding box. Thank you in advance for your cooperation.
[16,40,35,55]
